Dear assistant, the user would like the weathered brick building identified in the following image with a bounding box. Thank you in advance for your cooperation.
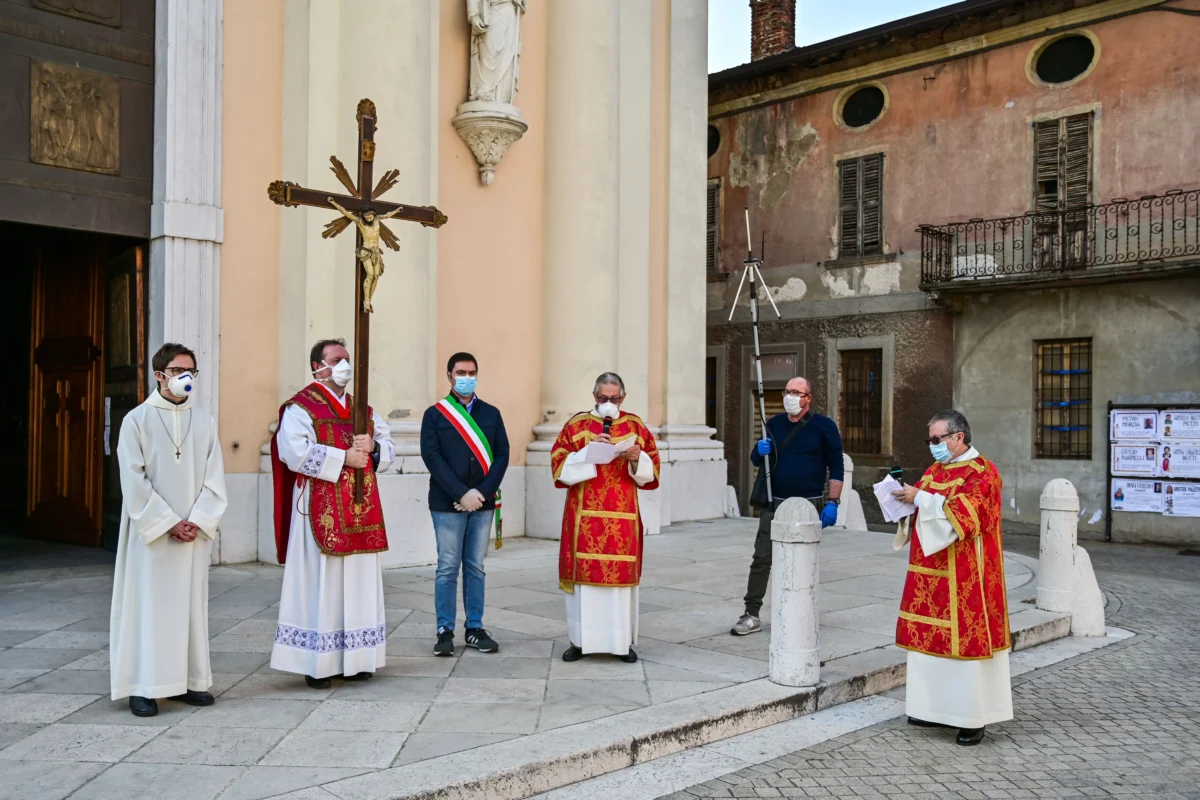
[706,0,1200,543]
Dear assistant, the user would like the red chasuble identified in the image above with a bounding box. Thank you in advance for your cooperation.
[896,454,1010,660]
[552,411,660,592]
[271,383,388,563]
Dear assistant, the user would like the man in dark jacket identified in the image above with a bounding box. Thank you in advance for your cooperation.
[420,352,509,656]
[731,376,843,636]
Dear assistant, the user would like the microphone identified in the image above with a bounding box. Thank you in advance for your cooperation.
[603,417,613,436]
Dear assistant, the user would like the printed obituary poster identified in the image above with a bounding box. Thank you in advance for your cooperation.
[1161,443,1200,479]
[1163,482,1200,517]
[1111,409,1159,441]
[1111,444,1159,476]
[1111,479,1164,513]
[1160,410,1200,441]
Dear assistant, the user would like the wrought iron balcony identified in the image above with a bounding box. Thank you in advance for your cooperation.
[918,189,1200,288]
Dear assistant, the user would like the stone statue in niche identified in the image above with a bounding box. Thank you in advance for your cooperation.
[30,60,119,175]
[467,0,525,105]
[454,0,528,186]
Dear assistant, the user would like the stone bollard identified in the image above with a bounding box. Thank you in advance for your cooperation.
[769,497,821,687]
[1037,478,1079,614]
[833,454,868,531]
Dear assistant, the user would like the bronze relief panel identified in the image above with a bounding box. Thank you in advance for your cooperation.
[30,60,120,176]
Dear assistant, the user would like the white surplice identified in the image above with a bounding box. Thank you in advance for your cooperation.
[270,385,395,679]
[110,390,227,701]
[558,444,656,655]
[895,446,1013,728]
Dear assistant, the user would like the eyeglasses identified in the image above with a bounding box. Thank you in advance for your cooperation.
[784,390,811,398]
[595,394,622,405]
[162,367,199,378]
[924,432,958,445]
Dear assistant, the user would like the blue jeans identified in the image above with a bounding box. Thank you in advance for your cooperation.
[431,510,492,631]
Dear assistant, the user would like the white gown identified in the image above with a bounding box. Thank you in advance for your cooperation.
[558,444,656,655]
[897,446,1013,728]
[270,386,395,679]
[110,390,227,701]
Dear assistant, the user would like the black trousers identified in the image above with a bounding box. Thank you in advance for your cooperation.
[742,496,823,617]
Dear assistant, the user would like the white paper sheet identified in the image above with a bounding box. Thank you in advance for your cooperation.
[584,438,634,465]
[873,475,917,523]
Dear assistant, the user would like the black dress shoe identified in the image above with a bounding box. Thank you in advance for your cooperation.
[339,672,373,681]
[908,717,952,728]
[956,726,986,746]
[619,648,638,663]
[561,645,583,662]
[168,690,215,706]
[305,675,332,689]
[129,696,158,717]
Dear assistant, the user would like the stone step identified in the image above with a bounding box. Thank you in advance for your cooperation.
[302,609,1071,800]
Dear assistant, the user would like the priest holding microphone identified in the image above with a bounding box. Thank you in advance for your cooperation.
[551,373,660,663]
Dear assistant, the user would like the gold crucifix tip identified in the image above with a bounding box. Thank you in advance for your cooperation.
[267,180,300,207]
[356,99,377,124]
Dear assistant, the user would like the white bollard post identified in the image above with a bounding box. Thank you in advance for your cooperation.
[833,454,869,531]
[769,498,821,687]
[1037,478,1079,614]
[1070,545,1106,636]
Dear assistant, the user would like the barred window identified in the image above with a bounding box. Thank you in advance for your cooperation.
[838,349,883,454]
[838,153,883,259]
[1035,339,1092,459]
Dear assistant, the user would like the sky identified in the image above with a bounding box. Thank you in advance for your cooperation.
[708,0,952,73]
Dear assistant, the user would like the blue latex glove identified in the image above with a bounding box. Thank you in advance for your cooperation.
[757,439,772,456]
[820,501,839,528]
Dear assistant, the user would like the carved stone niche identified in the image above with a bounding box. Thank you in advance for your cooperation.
[30,60,120,175]
[452,101,528,187]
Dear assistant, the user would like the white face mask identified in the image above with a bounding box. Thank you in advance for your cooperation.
[596,401,620,419]
[783,394,803,416]
[159,372,195,397]
[318,359,353,388]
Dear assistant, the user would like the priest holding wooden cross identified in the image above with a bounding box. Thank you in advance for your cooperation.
[265,99,446,688]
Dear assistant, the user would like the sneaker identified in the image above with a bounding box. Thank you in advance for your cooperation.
[730,613,762,636]
[434,627,454,657]
[464,627,499,653]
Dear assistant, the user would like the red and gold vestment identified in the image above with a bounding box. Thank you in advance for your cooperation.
[896,454,1010,660]
[271,384,388,562]
[552,411,660,592]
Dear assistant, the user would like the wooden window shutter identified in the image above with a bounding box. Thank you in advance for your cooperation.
[706,181,720,275]
[838,158,860,257]
[1034,119,1060,213]
[861,153,884,255]
[1062,113,1092,210]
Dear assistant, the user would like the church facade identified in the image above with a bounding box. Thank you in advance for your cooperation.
[0,0,727,565]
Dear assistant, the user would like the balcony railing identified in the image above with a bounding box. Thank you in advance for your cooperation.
[919,189,1200,286]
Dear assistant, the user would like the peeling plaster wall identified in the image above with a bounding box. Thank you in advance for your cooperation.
[707,9,1200,299]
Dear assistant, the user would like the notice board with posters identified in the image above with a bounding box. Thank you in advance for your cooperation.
[1107,404,1200,538]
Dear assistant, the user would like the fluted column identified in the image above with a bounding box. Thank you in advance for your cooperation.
[149,0,224,416]
[527,0,622,538]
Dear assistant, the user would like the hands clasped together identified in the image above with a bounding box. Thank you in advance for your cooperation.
[344,433,374,470]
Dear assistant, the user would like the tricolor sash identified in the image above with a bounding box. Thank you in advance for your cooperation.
[434,394,503,548]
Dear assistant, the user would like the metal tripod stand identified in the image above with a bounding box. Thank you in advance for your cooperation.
[729,207,781,506]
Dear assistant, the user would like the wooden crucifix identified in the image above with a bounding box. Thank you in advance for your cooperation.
[268,98,448,501]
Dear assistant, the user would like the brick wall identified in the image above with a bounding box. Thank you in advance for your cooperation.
[750,0,795,62]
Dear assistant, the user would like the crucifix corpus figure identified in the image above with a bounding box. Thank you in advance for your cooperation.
[268,98,448,500]
[327,199,404,312]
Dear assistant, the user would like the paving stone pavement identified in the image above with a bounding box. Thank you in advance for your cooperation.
[660,537,1200,800]
[0,521,1048,800]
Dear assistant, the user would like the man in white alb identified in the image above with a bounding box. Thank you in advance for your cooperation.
[270,338,394,688]
[551,373,660,662]
[110,343,227,717]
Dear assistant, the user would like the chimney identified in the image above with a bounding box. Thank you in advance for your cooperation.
[750,0,795,61]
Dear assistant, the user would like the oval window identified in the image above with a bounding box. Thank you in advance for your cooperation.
[1035,35,1096,84]
[707,125,721,158]
[840,86,886,129]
